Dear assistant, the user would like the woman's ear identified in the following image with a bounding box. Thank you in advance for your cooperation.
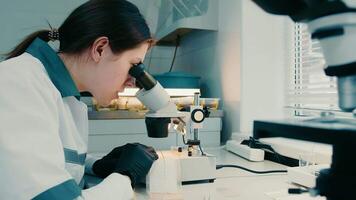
[90,37,110,62]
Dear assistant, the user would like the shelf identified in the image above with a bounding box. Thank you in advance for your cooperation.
[88,109,224,120]
[155,0,218,45]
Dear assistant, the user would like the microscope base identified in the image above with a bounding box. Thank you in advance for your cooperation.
[253,119,356,200]
[146,150,216,193]
[178,151,216,184]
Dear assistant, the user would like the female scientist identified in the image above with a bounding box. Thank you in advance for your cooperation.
[0,0,158,199]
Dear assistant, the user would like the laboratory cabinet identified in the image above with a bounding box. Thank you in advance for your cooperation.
[88,116,222,153]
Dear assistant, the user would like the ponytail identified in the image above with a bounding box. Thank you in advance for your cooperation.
[6,0,152,60]
[5,30,50,60]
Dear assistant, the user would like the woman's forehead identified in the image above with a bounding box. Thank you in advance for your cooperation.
[124,43,149,60]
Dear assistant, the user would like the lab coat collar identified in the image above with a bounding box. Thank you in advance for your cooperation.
[26,38,80,99]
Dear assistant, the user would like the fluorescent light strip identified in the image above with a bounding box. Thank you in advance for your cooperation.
[118,88,138,96]
[118,88,200,97]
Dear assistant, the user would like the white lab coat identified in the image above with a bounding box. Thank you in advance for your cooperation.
[0,46,133,199]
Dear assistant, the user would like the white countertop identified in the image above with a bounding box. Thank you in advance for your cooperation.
[132,147,325,200]
[87,147,325,200]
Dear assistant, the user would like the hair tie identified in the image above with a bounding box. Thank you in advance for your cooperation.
[48,28,59,41]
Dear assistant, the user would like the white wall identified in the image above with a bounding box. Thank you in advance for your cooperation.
[239,1,293,134]
[0,0,158,60]
[216,0,243,142]
[143,46,175,74]
[0,0,86,58]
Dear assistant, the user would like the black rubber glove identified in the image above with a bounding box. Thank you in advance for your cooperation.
[92,143,158,186]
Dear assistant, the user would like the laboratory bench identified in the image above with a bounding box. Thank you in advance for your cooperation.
[86,111,325,199]
[135,147,289,200]
[87,110,224,153]
[132,147,326,200]
[86,147,325,200]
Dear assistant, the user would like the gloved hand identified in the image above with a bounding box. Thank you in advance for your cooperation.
[92,143,158,186]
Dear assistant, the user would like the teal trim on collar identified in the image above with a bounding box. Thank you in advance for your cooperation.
[26,38,80,99]
[32,179,81,200]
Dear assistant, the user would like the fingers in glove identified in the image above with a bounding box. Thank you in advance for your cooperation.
[146,146,158,158]
[142,148,159,160]
[114,149,156,186]
[149,149,159,160]
[92,158,119,178]
[135,145,158,160]
[105,146,125,158]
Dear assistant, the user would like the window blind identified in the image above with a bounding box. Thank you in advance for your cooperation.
[286,23,346,117]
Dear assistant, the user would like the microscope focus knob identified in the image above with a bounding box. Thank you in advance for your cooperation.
[191,109,205,123]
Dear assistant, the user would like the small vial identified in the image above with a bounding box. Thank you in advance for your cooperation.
[188,145,193,157]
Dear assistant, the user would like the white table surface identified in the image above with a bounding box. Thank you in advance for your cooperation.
[87,147,325,200]
[133,147,326,200]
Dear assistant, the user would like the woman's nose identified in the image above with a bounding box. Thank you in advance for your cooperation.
[124,76,136,87]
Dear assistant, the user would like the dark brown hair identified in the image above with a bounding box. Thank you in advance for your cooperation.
[6,0,153,59]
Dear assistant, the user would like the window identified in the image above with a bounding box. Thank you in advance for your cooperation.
[286,23,351,117]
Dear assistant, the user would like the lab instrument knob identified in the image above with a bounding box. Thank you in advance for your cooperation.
[191,109,205,123]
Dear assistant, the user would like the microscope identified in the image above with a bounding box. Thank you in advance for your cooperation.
[128,63,216,186]
[251,1,356,200]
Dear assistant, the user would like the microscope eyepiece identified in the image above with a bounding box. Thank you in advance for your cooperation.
[129,63,157,90]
